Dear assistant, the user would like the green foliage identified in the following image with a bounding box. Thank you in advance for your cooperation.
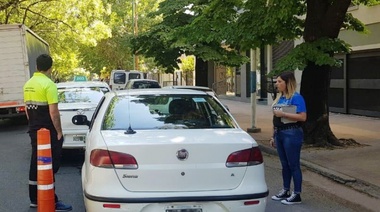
[79,34,134,73]
[130,0,194,73]
[232,0,305,50]
[131,0,250,72]
[180,55,195,73]
[343,13,368,32]
[132,0,380,77]
[270,38,351,76]
[80,0,162,74]
[0,0,112,79]
[0,0,162,79]
[352,0,380,5]
[130,0,304,70]
[1,0,379,79]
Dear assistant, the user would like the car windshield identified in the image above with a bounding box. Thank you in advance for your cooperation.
[102,94,236,130]
[58,88,104,104]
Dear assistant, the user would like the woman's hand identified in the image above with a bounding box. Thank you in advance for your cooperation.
[273,109,284,117]
[269,137,276,148]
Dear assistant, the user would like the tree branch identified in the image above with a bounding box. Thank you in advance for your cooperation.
[20,6,74,31]
[322,0,352,38]
[0,0,25,11]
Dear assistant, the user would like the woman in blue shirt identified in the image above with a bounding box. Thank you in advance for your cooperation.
[270,71,307,205]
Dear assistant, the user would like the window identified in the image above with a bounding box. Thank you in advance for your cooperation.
[58,88,104,104]
[101,94,236,130]
[114,73,126,84]
[129,73,142,79]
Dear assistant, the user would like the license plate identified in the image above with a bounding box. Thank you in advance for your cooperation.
[166,205,202,212]
[166,209,202,212]
[73,135,85,142]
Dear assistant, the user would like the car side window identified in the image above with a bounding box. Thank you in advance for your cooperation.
[89,96,106,131]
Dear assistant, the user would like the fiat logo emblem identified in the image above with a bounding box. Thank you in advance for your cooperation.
[176,149,189,161]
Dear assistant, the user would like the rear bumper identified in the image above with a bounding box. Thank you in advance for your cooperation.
[84,191,268,212]
[85,190,269,203]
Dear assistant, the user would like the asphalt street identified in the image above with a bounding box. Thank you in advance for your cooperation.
[0,107,378,212]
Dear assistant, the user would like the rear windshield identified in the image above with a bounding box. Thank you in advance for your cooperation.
[114,72,126,84]
[102,94,236,130]
[58,88,104,104]
[132,81,161,89]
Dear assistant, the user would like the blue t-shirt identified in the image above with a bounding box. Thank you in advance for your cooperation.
[277,92,306,113]
[273,92,306,127]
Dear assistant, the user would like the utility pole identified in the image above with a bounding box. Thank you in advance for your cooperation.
[247,48,261,133]
[132,0,139,70]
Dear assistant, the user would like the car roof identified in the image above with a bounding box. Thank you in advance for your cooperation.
[57,81,110,89]
[113,88,209,96]
[163,86,217,96]
[128,79,159,82]
[112,69,141,73]
[164,85,213,91]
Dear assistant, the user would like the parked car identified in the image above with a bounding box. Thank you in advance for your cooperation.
[72,89,268,212]
[164,85,229,110]
[57,81,110,149]
[109,70,144,90]
[125,79,161,89]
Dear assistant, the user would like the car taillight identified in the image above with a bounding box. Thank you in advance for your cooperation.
[16,106,25,112]
[90,149,138,169]
[226,147,263,167]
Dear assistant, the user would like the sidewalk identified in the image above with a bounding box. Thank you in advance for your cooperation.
[219,97,380,200]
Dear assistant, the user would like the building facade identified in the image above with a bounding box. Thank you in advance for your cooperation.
[330,4,380,117]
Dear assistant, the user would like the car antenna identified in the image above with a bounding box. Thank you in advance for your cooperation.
[124,91,136,134]
[125,124,136,134]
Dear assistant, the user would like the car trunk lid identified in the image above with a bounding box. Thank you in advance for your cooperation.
[59,103,97,131]
[101,129,256,192]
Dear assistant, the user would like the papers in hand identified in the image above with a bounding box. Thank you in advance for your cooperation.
[273,104,297,124]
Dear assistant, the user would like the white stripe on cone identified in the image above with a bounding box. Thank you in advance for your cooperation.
[37,144,51,150]
[38,183,54,190]
[37,164,53,170]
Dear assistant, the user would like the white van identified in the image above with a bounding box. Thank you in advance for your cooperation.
[109,70,144,90]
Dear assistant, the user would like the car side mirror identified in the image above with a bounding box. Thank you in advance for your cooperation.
[72,115,90,126]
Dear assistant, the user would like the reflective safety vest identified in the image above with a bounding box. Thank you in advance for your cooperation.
[24,72,58,131]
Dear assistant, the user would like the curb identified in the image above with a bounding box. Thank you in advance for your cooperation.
[258,143,380,200]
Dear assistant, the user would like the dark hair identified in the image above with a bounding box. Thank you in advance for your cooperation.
[272,71,297,104]
[278,71,295,85]
[36,54,53,72]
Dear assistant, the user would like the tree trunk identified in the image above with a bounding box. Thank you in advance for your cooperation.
[300,0,353,147]
[300,63,342,147]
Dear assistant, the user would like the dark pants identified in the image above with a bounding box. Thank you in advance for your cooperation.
[28,129,63,203]
[274,127,303,193]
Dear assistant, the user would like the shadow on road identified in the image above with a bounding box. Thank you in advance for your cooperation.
[61,149,85,168]
[0,117,28,132]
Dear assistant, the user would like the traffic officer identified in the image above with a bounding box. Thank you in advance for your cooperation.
[23,54,72,211]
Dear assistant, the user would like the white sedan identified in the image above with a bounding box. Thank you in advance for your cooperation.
[72,89,268,212]
[57,81,110,149]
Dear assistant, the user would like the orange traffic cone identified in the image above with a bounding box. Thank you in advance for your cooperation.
[37,128,55,212]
